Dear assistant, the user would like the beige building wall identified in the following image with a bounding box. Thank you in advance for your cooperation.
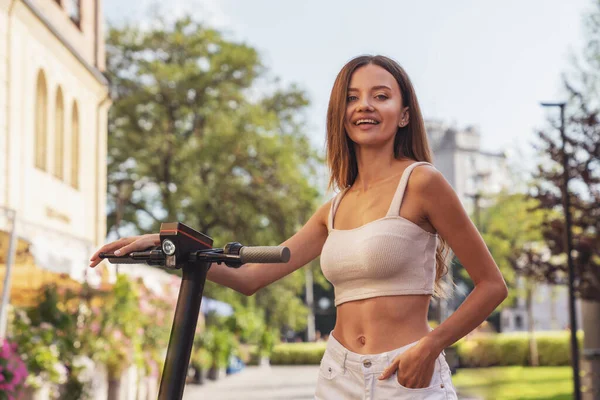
[0,0,109,283]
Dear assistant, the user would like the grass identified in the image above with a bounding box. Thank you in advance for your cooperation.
[453,366,573,400]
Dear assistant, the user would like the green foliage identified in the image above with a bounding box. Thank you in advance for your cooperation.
[244,331,582,367]
[105,14,320,243]
[257,327,279,358]
[8,286,95,397]
[0,339,27,398]
[200,325,240,368]
[268,342,326,365]
[90,275,143,379]
[105,12,322,337]
[526,0,600,300]
[476,192,552,307]
[454,331,583,367]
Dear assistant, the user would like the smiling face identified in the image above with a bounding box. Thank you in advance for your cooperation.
[344,63,409,149]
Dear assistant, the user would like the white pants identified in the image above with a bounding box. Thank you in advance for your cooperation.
[314,332,458,400]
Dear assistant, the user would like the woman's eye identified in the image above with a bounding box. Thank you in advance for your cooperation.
[375,94,388,100]
[347,95,358,102]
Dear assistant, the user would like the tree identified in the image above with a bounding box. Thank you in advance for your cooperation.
[522,10,600,303]
[104,14,323,342]
[476,192,551,365]
[523,1,600,395]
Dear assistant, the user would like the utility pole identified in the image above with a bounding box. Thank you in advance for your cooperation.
[540,102,581,400]
[305,265,315,342]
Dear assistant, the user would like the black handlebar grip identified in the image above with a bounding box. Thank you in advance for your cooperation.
[99,253,142,264]
[239,246,290,264]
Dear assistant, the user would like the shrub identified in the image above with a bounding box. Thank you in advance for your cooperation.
[455,331,584,368]
[0,339,28,398]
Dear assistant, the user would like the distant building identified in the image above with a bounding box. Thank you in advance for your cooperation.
[425,120,510,215]
[500,277,582,333]
[0,0,110,288]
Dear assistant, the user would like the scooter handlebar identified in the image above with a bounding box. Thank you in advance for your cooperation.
[239,246,290,264]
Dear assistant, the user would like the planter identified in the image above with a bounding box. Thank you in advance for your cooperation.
[259,355,270,367]
[207,365,226,381]
[107,378,121,400]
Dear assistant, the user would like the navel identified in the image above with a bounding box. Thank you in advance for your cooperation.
[357,335,367,346]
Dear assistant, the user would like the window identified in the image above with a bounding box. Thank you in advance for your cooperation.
[66,0,81,26]
[35,71,48,170]
[71,102,80,189]
[54,87,65,180]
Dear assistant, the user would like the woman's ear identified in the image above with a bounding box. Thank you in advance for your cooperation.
[399,108,410,128]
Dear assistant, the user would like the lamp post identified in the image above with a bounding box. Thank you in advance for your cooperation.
[540,101,581,400]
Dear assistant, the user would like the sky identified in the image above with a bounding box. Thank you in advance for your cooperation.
[103,0,591,162]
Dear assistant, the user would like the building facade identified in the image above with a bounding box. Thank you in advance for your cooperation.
[426,120,510,215]
[500,277,582,333]
[0,0,109,285]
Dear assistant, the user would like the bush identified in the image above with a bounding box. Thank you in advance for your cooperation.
[242,331,583,367]
[0,339,27,397]
[247,342,325,365]
[454,331,584,368]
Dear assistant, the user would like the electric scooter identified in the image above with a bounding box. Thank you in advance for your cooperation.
[99,222,290,400]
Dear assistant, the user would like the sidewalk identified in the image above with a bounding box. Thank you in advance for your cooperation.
[183,365,483,399]
[183,365,318,399]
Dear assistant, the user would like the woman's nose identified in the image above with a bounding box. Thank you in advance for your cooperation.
[356,97,374,112]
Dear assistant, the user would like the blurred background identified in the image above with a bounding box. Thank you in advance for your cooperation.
[0,0,598,399]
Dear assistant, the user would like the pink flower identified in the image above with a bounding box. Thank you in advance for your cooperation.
[91,322,101,335]
[112,330,123,341]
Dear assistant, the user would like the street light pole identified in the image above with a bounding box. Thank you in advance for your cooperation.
[540,101,581,400]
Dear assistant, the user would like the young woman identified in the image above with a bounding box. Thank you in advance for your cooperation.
[90,55,508,399]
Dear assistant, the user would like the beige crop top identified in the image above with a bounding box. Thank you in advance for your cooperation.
[320,162,438,307]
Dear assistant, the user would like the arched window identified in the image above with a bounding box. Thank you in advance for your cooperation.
[54,87,65,180]
[71,102,80,189]
[35,71,48,170]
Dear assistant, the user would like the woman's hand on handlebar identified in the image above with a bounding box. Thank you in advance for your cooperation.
[89,233,160,268]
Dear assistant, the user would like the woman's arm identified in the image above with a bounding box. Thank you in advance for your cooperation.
[416,166,508,354]
[205,199,331,296]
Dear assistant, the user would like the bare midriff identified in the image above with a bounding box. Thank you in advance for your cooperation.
[331,294,432,354]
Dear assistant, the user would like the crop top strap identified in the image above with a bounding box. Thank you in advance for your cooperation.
[386,162,432,217]
[328,187,349,230]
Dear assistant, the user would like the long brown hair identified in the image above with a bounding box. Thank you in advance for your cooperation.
[326,54,451,297]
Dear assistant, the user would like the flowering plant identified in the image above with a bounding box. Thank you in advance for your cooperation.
[9,308,68,394]
[88,275,142,379]
[10,312,64,384]
[8,284,96,399]
[0,338,27,399]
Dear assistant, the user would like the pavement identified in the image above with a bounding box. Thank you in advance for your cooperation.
[183,365,318,400]
[183,365,483,399]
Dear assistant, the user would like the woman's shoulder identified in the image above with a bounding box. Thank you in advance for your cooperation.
[309,196,336,227]
[408,163,453,200]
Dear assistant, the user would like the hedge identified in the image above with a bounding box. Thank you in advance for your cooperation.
[454,331,583,368]
[246,331,583,368]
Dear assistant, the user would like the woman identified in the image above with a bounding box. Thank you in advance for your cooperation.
[90,55,508,399]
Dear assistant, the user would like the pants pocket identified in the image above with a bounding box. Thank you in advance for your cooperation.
[391,355,448,396]
[318,352,343,380]
[314,352,352,400]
